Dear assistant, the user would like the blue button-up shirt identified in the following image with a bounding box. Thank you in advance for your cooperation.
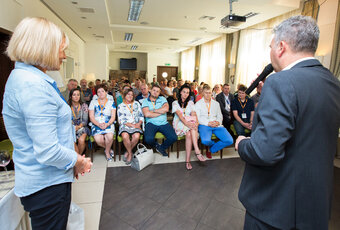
[2,62,77,197]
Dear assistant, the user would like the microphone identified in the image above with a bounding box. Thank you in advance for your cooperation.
[245,64,274,95]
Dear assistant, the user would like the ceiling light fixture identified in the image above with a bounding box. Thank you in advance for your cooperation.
[128,0,145,22]
[124,33,133,41]
[131,45,138,50]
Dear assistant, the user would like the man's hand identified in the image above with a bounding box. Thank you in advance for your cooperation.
[235,136,249,151]
[74,154,92,179]
[208,121,219,127]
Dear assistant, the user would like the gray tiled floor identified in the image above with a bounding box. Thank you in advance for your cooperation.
[100,158,340,230]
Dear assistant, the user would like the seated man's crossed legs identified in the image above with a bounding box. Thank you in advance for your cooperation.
[144,123,177,156]
[198,125,233,154]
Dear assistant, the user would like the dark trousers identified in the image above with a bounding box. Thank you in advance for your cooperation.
[144,122,177,151]
[20,182,72,230]
[244,212,280,230]
[234,120,250,136]
[222,115,234,139]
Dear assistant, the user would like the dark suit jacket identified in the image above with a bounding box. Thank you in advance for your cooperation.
[216,92,234,125]
[238,59,340,230]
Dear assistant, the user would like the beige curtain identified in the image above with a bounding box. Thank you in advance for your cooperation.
[330,1,340,79]
[225,34,233,83]
[301,0,319,19]
[235,10,300,92]
[199,35,226,87]
[180,47,196,81]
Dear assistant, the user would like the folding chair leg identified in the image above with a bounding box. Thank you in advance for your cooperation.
[118,141,121,161]
[177,141,179,159]
[220,149,223,159]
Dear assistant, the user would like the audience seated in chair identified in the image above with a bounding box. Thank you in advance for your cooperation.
[172,79,183,100]
[116,84,131,106]
[61,78,78,101]
[231,84,254,136]
[132,78,142,97]
[79,79,93,106]
[69,88,90,155]
[212,84,222,100]
[117,89,144,165]
[172,84,206,170]
[216,83,234,137]
[89,84,116,161]
[195,85,203,102]
[135,83,150,105]
[142,85,177,157]
[195,84,233,158]
[251,80,264,108]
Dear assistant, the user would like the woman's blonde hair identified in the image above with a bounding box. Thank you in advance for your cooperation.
[6,17,69,70]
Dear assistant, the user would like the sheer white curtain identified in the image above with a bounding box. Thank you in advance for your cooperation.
[180,47,196,81]
[199,35,226,87]
[235,10,300,92]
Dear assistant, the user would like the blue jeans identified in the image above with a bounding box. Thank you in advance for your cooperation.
[198,125,233,153]
[233,120,248,136]
[144,122,177,151]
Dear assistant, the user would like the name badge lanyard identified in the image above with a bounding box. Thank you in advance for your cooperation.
[225,97,230,111]
[238,98,248,118]
[151,100,156,111]
[98,98,108,117]
[126,102,134,118]
[71,105,81,121]
[205,101,211,117]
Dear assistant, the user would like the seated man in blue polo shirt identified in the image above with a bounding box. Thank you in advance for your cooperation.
[142,85,177,156]
[231,84,255,136]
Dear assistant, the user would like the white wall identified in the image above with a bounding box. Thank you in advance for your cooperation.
[84,43,109,81]
[316,0,339,68]
[0,0,85,87]
[147,52,180,82]
[109,52,147,71]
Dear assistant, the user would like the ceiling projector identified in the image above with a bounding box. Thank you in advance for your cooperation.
[221,14,246,27]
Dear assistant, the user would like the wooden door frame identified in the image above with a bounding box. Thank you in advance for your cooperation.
[157,66,178,82]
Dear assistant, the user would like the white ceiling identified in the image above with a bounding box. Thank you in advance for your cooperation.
[42,0,301,53]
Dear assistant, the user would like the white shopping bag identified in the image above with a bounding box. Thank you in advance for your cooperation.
[67,202,84,230]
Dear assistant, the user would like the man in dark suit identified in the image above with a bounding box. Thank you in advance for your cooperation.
[216,83,234,136]
[235,15,340,230]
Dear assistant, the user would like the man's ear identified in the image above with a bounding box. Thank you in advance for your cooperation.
[277,41,287,58]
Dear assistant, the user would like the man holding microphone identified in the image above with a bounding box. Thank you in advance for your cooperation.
[235,15,340,230]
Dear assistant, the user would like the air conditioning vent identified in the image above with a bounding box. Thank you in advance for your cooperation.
[79,8,95,13]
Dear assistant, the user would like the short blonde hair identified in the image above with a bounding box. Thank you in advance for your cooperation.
[203,84,211,91]
[6,17,69,70]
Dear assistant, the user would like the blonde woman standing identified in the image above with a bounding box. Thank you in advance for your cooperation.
[3,17,92,229]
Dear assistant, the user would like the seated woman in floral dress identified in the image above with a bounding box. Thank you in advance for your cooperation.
[68,88,90,155]
[89,84,116,161]
[172,84,206,170]
[117,88,144,165]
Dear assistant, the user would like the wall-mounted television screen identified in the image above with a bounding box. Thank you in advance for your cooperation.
[120,58,137,70]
